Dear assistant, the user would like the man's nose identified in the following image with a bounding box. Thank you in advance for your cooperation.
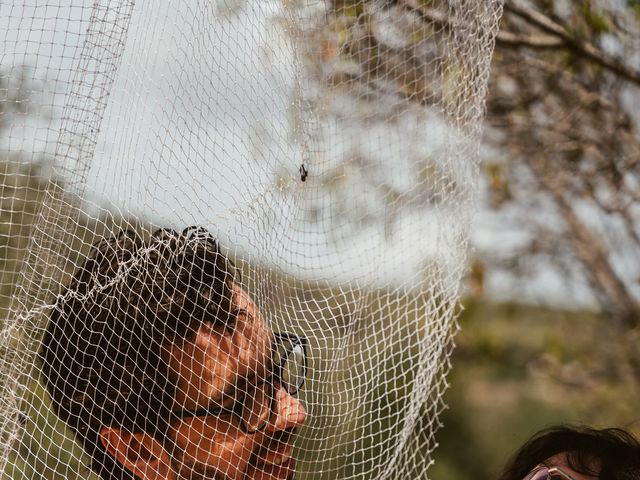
[265,384,307,433]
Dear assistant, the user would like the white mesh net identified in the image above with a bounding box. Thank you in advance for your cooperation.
[0,1,503,479]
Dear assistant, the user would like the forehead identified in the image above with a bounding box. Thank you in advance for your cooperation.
[544,453,600,480]
[166,284,272,410]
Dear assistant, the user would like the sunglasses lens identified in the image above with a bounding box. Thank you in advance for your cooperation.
[281,344,306,394]
[524,467,550,480]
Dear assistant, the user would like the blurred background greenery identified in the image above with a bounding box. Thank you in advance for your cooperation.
[432,301,638,480]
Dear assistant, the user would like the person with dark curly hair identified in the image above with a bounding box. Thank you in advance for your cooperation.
[39,227,307,480]
[498,425,640,480]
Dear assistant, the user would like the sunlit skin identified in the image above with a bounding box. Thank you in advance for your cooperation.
[100,283,307,480]
[166,284,307,480]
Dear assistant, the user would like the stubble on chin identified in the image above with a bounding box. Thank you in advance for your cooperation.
[172,451,235,480]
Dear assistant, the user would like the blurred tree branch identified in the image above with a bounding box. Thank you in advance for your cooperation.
[484,0,640,328]
[305,0,640,331]
[504,1,640,84]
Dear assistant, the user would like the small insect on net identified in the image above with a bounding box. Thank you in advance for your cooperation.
[0,1,502,479]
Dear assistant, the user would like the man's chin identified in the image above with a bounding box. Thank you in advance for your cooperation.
[246,457,296,480]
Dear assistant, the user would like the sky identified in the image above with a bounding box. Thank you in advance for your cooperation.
[0,0,603,308]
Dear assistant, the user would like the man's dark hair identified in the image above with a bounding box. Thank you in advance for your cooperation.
[498,425,640,480]
[39,226,236,480]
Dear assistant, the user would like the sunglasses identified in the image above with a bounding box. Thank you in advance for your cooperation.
[523,465,579,480]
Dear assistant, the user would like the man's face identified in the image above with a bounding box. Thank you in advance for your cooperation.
[166,284,307,480]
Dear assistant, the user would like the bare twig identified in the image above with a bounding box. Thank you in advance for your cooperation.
[398,0,640,84]
[505,0,640,85]
[496,30,564,48]
[527,157,639,329]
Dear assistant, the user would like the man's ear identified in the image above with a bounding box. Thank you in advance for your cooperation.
[99,426,175,480]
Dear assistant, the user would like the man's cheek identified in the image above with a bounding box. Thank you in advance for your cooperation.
[178,446,254,480]
[174,426,256,480]
[221,441,256,480]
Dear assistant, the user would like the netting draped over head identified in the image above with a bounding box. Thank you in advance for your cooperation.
[0,1,503,479]
[39,227,237,479]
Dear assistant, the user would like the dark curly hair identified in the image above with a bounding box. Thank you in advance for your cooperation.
[39,226,236,480]
[498,425,640,480]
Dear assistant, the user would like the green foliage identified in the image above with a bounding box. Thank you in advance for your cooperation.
[0,160,51,325]
[432,300,637,480]
[2,380,97,480]
[580,4,611,35]
[332,1,364,18]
